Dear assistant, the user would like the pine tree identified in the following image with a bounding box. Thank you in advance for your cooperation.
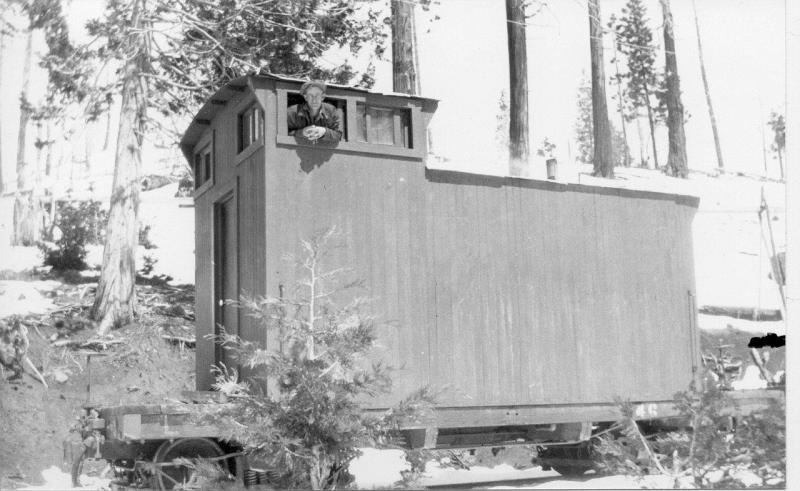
[12,9,37,246]
[505,0,529,175]
[659,0,689,178]
[574,76,594,165]
[391,0,421,95]
[88,0,148,333]
[159,0,385,111]
[612,0,661,169]
[496,90,510,157]
[203,229,434,489]
[0,7,8,195]
[608,14,631,167]
[691,0,724,171]
[42,0,386,333]
[589,0,614,178]
[9,0,84,245]
[575,75,631,168]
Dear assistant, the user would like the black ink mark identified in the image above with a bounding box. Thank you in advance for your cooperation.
[748,333,785,349]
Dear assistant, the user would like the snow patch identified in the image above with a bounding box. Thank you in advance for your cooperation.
[729,468,764,487]
[0,280,59,317]
[138,183,195,284]
[420,462,679,489]
[0,246,42,273]
[697,313,785,334]
[17,466,110,490]
[730,365,769,390]
[349,448,408,489]
[423,462,558,487]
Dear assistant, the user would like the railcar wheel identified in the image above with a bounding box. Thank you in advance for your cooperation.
[153,437,228,490]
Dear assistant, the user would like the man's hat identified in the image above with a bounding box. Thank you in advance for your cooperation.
[300,80,327,94]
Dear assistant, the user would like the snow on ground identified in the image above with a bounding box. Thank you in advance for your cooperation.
[422,462,559,488]
[730,365,769,390]
[579,167,786,312]
[15,466,110,491]
[349,449,682,489]
[0,183,195,285]
[0,245,42,273]
[697,313,785,334]
[350,448,408,488]
[137,183,195,285]
[0,280,60,317]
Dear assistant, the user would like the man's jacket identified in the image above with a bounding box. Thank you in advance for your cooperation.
[287,102,342,143]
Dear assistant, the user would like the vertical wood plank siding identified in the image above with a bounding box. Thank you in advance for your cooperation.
[194,190,214,391]
[194,82,699,412]
[194,88,267,390]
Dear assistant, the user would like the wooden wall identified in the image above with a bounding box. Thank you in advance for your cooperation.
[193,80,699,412]
[260,145,699,409]
[194,88,267,391]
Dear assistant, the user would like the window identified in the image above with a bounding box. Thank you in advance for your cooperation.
[238,104,264,153]
[286,92,347,139]
[194,144,212,189]
[276,88,422,157]
[355,103,412,148]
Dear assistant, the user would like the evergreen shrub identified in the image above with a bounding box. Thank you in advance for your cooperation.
[595,382,785,488]
[201,228,434,489]
[39,201,108,271]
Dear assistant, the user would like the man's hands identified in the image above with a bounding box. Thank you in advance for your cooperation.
[302,125,327,141]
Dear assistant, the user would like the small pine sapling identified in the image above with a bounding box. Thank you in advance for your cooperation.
[202,228,435,489]
[596,382,785,488]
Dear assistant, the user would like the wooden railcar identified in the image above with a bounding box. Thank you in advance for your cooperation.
[178,74,703,446]
[71,75,787,489]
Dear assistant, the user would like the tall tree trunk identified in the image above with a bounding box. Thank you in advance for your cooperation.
[391,0,420,95]
[777,149,784,179]
[691,0,724,170]
[33,121,44,233]
[643,88,659,169]
[102,111,112,151]
[35,122,43,184]
[45,121,53,177]
[48,139,67,240]
[43,122,53,235]
[0,28,5,195]
[589,0,614,177]
[635,114,647,167]
[83,125,93,176]
[92,0,147,334]
[505,0,529,175]
[13,26,39,246]
[611,35,630,167]
[391,0,432,152]
[659,0,688,178]
[759,112,769,176]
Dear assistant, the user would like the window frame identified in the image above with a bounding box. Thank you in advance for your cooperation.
[275,85,424,159]
[193,131,214,197]
[355,102,412,149]
[237,101,265,156]
[286,91,348,141]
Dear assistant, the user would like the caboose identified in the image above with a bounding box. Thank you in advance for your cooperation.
[76,74,734,487]
[181,74,703,444]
